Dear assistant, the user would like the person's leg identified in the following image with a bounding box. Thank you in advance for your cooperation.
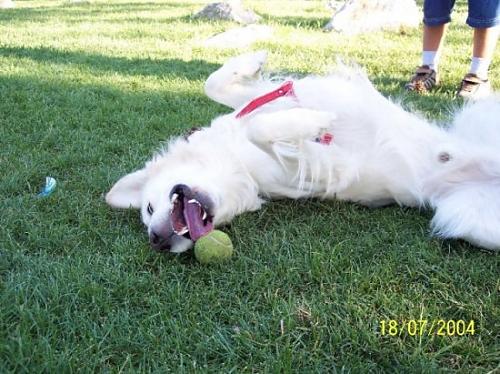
[421,0,455,70]
[470,27,500,78]
[457,0,500,98]
[406,0,455,92]
[422,24,448,70]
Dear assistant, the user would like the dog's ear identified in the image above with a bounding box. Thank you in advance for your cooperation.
[105,169,148,209]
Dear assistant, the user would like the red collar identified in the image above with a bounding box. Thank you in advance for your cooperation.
[236,81,295,118]
[235,80,333,145]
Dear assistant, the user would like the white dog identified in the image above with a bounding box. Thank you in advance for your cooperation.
[106,51,500,252]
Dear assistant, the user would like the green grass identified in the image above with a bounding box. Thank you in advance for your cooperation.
[1,0,499,372]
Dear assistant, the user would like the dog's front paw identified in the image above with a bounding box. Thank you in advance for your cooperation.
[292,109,336,140]
[316,111,338,124]
[314,111,337,133]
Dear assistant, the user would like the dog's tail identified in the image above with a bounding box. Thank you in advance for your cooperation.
[428,97,500,250]
[426,151,500,251]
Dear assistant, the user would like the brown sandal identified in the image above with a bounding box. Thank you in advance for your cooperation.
[405,65,439,93]
[457,73,491,100]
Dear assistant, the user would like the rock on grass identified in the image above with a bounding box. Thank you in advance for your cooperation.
[193,1,260,24]
[324,0,420,34]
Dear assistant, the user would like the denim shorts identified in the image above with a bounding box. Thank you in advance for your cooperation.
[423,0,500,28]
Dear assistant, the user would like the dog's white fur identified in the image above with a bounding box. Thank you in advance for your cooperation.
[106,51,500,252]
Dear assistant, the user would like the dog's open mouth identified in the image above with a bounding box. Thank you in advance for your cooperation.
[169,184,214,241]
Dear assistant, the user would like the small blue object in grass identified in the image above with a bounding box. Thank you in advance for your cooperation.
[38,177,57,197]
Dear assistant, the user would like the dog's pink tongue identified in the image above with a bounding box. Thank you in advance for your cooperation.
[183,197,214,241]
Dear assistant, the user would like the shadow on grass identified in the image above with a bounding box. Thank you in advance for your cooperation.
[0,71,224,184]
[0,71,225,142]
[0,1,197,21]
[261,14,330,30]
[84,1,198,10]
[371,74,462,122]
[0,45,221,81]
[0,72,229,252]
[0,2,245,28]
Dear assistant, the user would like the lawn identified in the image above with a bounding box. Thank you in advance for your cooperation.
[0,0,499,372]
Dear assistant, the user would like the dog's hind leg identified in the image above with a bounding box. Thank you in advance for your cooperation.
[246,108,336,146]
[426,158,500,251]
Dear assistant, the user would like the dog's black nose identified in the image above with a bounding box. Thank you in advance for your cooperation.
[149,231,171,251]
[170,184,191,199]
[150,232,160,245]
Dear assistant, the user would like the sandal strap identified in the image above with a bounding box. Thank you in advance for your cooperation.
[410,66,437,89]
[405,65,439,92]
[460,74,488,93]
[462,73,488,85]
[415,65,434,75]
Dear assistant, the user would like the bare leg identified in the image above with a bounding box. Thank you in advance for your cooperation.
[423,24,448,52]
[464,26,500,80]
[406,24,448,91]
[472,27,499,58]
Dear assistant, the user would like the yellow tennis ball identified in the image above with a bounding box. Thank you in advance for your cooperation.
[194,230,233,264]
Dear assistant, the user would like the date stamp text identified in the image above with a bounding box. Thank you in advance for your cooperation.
[379,319,475,337]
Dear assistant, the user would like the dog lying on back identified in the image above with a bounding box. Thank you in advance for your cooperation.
[106,51,500,252]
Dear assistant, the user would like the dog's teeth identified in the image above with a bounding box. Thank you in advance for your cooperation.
[171,193,178,203]
[188,199,201,206]
[178,227,189,235]
[174,226,189,235]
[202,212,207,220]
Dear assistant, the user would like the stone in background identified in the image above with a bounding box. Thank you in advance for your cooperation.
[194,1,260,25]
[324,0,420,34]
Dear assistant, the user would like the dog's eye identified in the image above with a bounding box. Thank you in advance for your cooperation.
[147,203,154,215]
